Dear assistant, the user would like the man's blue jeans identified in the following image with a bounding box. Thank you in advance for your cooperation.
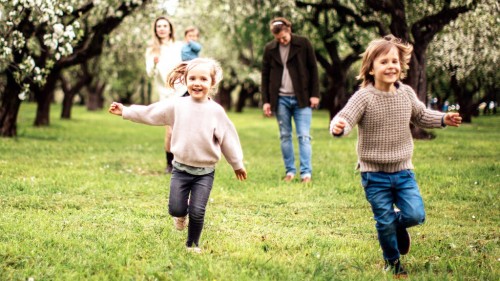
[361,170,426,261]
[276,96,312,178]
[168,168,215,247]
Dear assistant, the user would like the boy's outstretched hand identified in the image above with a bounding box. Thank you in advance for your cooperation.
[444,112,462,127]
[108,102,124,116]
[331,120,346,136]
[234,168,247,181]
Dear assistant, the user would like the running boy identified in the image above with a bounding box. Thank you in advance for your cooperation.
[330,35,462,278]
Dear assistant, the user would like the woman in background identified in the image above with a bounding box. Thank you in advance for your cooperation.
[145,16,186,173]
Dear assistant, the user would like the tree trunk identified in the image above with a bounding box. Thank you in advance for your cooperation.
[0,72,23,137]
[216,83,234,111]
[61,91,74,119]
[34,69,59,126]
[451,74,475,123]
[87,80,106,111]
[406,46,428,103]
[323,68,349,120]
[405,46,434,138]
[60,69,92,119]
[236,79,259,113]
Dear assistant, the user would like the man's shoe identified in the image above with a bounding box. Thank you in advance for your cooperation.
[283,174,295,182]
[397,227,411,255]
[301,176,312,183]
[173,216,188,231]
[384,258,408,278]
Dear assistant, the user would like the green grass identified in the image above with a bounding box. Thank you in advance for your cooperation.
[1,103,498,280]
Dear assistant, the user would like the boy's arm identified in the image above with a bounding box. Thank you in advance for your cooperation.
[188,40,202,52]
[443,112,462,127]
[329,91,369,137]
[407,87,446,128]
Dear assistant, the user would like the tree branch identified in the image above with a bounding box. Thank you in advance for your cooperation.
[58,0,150,68]
[412,3,475,46]
[296,0,386,35]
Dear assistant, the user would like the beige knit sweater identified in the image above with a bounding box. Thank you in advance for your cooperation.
[330,82,445,172]
[122,97,244,171]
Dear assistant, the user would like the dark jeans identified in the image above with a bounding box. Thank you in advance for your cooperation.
[168,168,214,247]
[361,170,426,261]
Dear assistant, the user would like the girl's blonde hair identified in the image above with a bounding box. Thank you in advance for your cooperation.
[166,58,223,96]
[357,35,413,88]
[148,16,175,56]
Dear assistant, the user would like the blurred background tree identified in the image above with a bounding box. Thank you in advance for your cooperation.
[428,0,499,122]
[1,0,497,138]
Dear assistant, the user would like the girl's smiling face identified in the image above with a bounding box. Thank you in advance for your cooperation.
[187,64,213,101]
[371,46,401,92]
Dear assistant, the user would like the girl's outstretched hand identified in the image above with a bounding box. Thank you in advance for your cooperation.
[444,112,462,127]
[108,102,124,116]
[234,168,247,181]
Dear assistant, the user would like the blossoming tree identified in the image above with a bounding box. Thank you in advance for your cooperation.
[0,0,150,137]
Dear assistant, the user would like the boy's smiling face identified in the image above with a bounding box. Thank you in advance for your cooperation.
[370,46,401,92]
[185,30,199,42]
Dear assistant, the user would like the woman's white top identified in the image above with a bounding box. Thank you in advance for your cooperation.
[145,42,187,101]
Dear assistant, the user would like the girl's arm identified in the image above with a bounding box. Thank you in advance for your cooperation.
[108,102,123,116]
[234,168,247,181]
[113,101,173,126]
[217,114,245,172]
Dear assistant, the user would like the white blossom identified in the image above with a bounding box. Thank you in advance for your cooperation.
[53,23,64,36]
[18,84,30,100]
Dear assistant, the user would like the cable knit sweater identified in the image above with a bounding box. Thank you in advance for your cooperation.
[122,97,244,171]
[330,82,445,172]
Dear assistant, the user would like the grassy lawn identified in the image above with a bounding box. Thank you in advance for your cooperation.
[1,103,498,280]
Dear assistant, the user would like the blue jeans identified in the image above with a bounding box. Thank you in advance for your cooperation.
[168,168,215,247]
[361,170,426,261]
[276,96,312,178]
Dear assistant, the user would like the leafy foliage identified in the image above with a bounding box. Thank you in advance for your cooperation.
[428,0,499,84]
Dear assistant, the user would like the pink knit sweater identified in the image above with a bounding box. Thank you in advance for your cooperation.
[123,97,244,171]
